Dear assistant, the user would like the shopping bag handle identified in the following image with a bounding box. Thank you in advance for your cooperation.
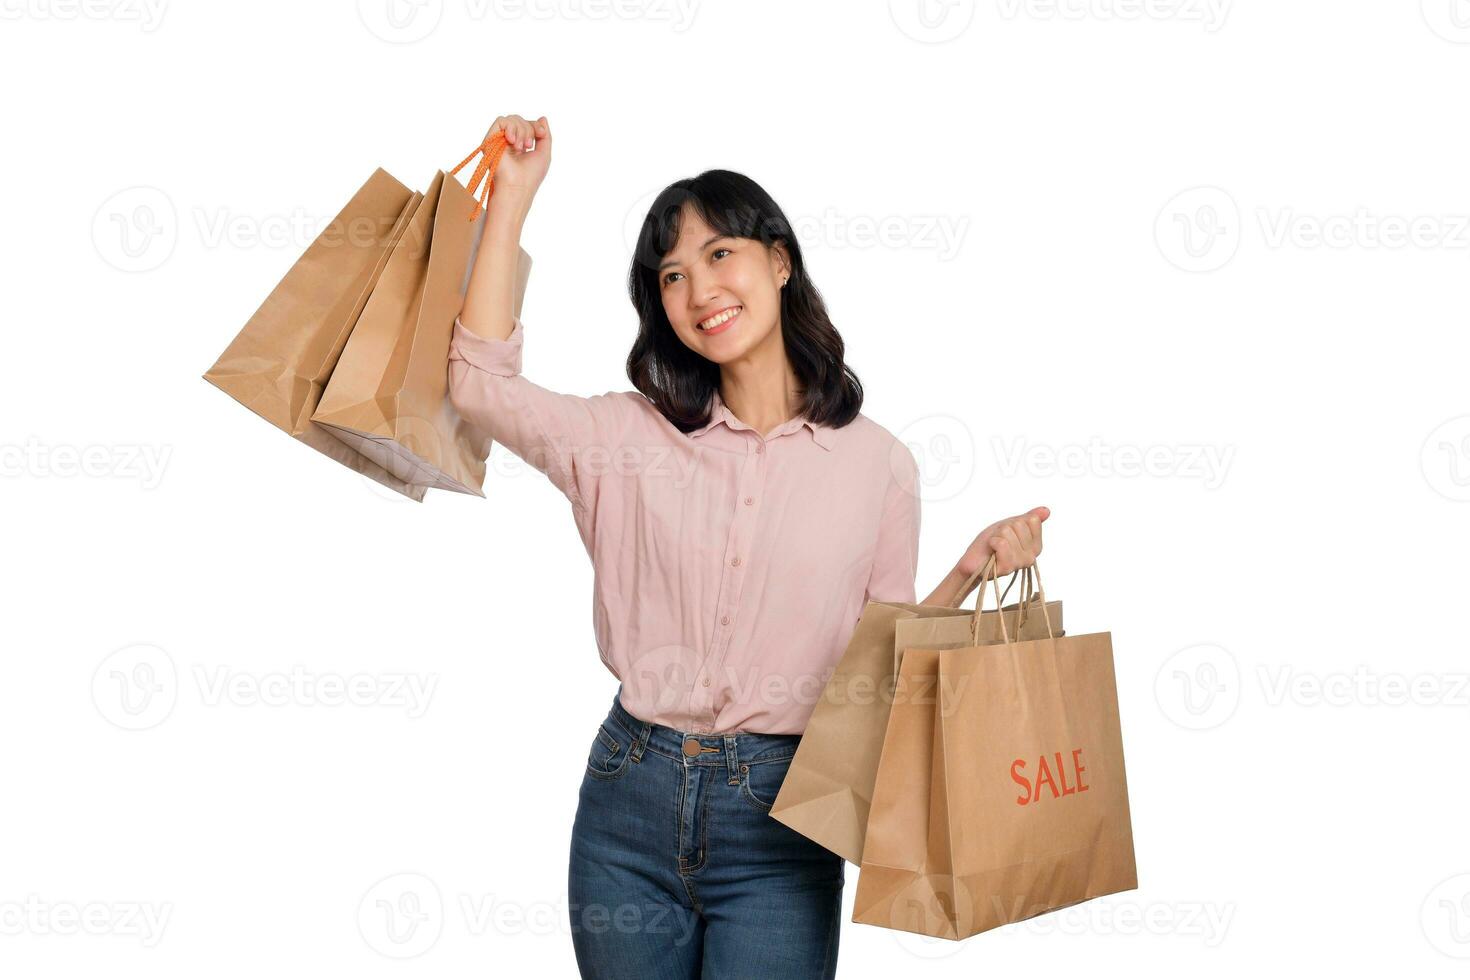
[950,557,1016,608]
[1013,563,1054,639]
[450,129,512,221]
[966,554,1055,646]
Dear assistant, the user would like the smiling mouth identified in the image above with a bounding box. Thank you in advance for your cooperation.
[697,306,742,332]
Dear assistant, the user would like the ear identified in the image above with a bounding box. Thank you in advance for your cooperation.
[771,239,792,281]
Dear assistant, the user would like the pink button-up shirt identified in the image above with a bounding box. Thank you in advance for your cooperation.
[447,314,920,734]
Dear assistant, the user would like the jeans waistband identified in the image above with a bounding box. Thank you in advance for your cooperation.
[607,689,801,767]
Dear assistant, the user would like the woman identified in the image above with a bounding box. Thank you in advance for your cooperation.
[447,114,1047,979]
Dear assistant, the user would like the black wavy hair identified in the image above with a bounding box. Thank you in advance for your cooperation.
[625,170,863,434]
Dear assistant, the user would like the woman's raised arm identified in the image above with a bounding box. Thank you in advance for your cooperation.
[449,114,634,516]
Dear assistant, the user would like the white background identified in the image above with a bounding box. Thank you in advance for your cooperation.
[3,0,1468,976]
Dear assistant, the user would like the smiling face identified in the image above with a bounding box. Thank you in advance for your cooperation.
[657,203,790,365]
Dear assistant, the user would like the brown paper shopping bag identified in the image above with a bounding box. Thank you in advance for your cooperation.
[202,168,431,500]
[312,134,532,497]
[770,564,1063,866]
[853,557,1137,941]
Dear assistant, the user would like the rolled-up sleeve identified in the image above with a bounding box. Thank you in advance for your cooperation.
[447,314,631,514]
[864,441,921,604]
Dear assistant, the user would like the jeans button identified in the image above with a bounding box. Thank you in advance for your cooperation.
[683,737,702,758]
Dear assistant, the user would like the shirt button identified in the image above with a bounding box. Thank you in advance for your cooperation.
[744,496,753,505]
[756,444,764,454]
[702,677,711,687]
[730,556,740,566]
[721,615,730,625]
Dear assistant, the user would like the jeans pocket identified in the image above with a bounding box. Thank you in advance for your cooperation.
[738,753,795,812]
[585,721,632,781]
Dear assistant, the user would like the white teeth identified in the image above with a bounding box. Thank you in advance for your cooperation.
[698,307,741,330]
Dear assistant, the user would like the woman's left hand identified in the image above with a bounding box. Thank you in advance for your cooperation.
[959,506,1049,578]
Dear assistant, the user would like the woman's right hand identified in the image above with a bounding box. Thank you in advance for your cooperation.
[483,114,552,198]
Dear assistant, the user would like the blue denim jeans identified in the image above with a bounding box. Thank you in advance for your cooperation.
[567,688,846,979]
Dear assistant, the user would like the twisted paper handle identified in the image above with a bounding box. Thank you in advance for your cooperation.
[966,553,1055,646]
[450,129,511,221]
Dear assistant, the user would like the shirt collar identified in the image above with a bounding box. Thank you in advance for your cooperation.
[688,388,835,451]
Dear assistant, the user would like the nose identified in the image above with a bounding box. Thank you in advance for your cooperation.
[686,266,722,308]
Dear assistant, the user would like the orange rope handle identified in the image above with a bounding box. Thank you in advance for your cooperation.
[450,129,510,221]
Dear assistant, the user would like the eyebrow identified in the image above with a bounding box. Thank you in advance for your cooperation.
[658,234,731,272]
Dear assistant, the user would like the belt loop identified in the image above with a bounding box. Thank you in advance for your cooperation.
[631,720,651,763]
[724,735,739,784]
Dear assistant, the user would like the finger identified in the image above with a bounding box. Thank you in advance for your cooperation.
[1025,506,1046,555]
[989,537,1011,574]
[999,524,1027,566]
[1007,517,1034,554]
[1022,515,1041,554]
